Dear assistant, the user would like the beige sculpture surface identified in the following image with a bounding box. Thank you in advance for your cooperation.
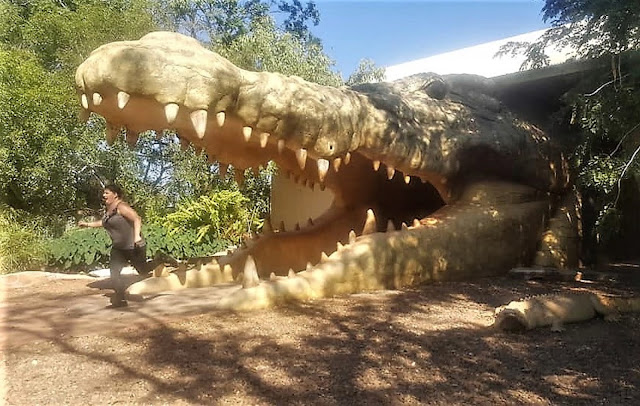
[76,32,580,310]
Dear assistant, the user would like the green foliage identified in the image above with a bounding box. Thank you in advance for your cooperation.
[164,190,262,244]
[143,224,230,260]
[46,224,230,271]
[346,58,386,86]
[46,227,111,270]
[219,16,342,86]
[0,205,48,273]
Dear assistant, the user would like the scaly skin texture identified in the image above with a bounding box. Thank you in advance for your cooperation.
[494,292,640,331]
[75,32,578,310]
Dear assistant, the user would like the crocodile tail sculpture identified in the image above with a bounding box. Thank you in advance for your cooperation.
[494,292,640,331]
[75,32,577,310]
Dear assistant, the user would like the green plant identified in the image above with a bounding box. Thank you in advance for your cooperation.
[47,227,111,271]
[143,224,230,260]
[0,205,48,274]
[164,189,262,244]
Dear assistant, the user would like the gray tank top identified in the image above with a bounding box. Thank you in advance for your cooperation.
[102,203,134,249]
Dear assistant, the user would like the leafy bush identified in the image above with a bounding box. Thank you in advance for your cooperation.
[47,228,111,271]
[143,224,230,260]
[0,205,48,274]
[46,224,231,271]
[164,190,262,244]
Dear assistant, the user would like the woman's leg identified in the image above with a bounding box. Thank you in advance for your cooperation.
[109,248,128,306]
[130,240,151,276]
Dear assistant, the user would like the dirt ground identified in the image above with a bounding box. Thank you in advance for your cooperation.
[2,264,640,406]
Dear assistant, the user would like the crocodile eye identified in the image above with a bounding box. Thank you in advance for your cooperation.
[423,78,448,100]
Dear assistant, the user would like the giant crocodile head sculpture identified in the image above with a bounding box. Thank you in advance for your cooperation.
[75,32,579,310]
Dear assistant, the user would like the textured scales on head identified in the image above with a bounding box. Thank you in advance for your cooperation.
[76,32,578,310]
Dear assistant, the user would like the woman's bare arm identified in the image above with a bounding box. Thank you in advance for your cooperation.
[78,219,102,228]
[117,203,143,243]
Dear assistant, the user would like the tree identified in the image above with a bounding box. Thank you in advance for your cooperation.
[346,58,386,86]
[498,0,640,260]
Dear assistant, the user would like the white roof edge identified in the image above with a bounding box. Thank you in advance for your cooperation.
[384,28,574,81]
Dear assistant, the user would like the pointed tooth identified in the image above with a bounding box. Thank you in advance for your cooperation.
[242,255,260,289]
[306,262,313,271]
[234,170,245,186]
[401,222,409,230]
[263,218,273,234]
[332,157,342,172]
[105,123,120,145]
[321,252,329,262]
[81,93,89,109]
[386,166,395,180]
[288,269,296,278]
[296,148,307,170]
[386,220,396,232]
[179,137,190,151]
[307,218,314,227]
[216,111,225,127]
[337,241,344,251]
[164,103,179,124]
[349,229,357,244]
[277,139,285,153]
[373,160,381,171]
[219,163,228,178]
[116,91,130,109]
[344,152,351,165]
[259,132,270,148]
[320,184,326,191]
[242,126,252,142]
[413,219,422,227]
[92,92,102,106]
[362,209,377,235]
[317,158,329,182]
[279,221,286,232]
[125,129,139,148]
[295,223,301,231]
[79,109,90,122]
[190,109,207,139]
[269,272,277,281]
[404,175,411,184]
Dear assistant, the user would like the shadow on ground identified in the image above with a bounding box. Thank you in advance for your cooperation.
[3,265,640,405]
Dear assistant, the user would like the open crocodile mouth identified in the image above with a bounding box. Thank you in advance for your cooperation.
[75,32,571,309]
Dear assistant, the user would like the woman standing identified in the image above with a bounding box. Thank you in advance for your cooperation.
[79,184,153,307]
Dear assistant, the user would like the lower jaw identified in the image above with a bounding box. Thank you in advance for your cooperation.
[127,182,550,311]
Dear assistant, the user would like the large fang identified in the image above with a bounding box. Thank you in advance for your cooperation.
[92,92,103,106]
[190,110,207,139]
[277,139,285,153]
[179,137,189,151]
[219,163,228,178]
[242,126,252,142]
[317,159,329,182]
[81,94,89,109]
[105,123,120,145]
[296,149,307,170]
[386,220,396,231]
[373,160,381,171]
[259,132,269,148]
[164,103,179,124]
[362,209,377,234]
[216,111,226,127]
[387,166,395,180]
[117,91,130,109]
[332,157,342,171]
[404,175,411,184]
[242,255,260,288]
[344,152,351,165]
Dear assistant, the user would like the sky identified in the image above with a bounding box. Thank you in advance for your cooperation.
[309,0,551,77]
